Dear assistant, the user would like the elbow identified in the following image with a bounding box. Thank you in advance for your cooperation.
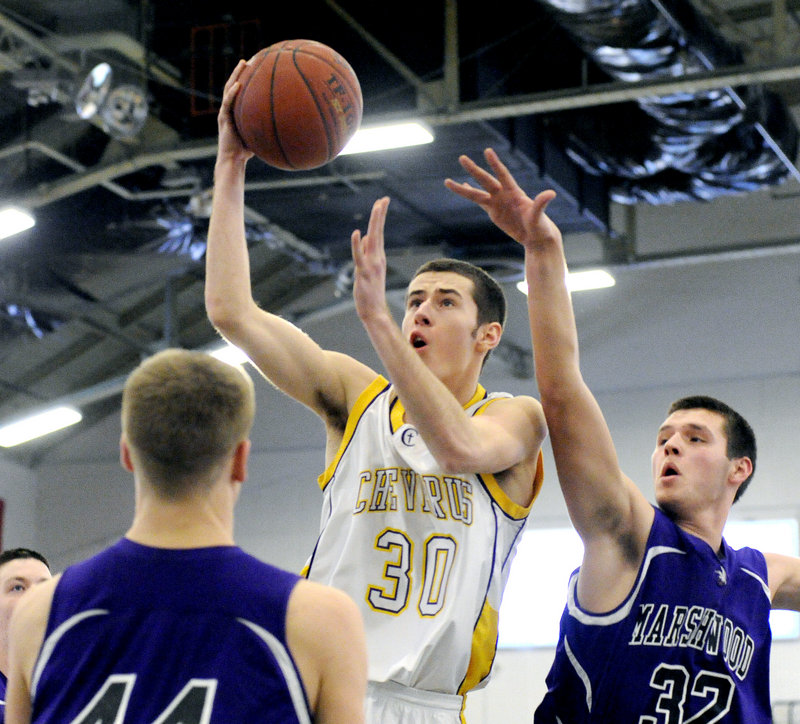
[205,295,232,333]
[434,439,483,475]
[205,291,246,338]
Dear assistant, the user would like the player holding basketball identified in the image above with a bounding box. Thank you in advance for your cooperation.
[5,349,367,724]
[206,61,548,722]
[446,148,800,722]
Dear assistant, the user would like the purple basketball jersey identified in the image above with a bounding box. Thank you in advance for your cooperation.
[535,507,773,723]
[31,539,311,723]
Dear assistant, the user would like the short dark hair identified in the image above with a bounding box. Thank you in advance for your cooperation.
[668,395,756,503]
[0,547,49,571]
[412,258,507,328]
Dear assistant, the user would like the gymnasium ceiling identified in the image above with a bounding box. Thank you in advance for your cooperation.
[0,0,799,465]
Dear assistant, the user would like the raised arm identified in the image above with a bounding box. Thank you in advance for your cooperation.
[205,61,374,419]
[446,149,654,610]
[286,580,367,724]
[350,198,546,497]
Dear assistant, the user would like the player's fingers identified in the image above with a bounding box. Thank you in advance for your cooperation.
[365,197,389,249]
[483,148,518,190]
[220,82,239,113]
[444,178,490,204]
[458,155,501,192]
[225,60,247,93]
[350,229,363,262]
[532,189,557,217]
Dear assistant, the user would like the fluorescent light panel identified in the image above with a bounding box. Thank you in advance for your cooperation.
[339,122,434,155]
[0,406,82,447]
[0,207,35,240]
[517,269,616,295]
[0,344,247,447]
[208,342,251,367]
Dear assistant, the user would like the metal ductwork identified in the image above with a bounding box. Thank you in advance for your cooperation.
[534,0,800,203]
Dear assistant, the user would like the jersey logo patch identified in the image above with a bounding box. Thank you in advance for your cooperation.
[400,427,418,447]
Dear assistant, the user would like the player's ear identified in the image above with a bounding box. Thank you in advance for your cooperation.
[477,321,502,353]
[119,435,134,472]
[231,439,251,484]
[729,455,753,487]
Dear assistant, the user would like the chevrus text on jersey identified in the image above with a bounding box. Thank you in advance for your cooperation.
[353,468,473,524]
[630,602,755,679]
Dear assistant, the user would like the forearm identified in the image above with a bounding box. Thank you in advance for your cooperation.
[361,310,482,471]
[525,242,583,399]
[205,155,257,335]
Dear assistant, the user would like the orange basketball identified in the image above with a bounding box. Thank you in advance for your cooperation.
[232,39,363,171]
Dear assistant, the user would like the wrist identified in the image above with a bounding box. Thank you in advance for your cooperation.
[358,303,394,329]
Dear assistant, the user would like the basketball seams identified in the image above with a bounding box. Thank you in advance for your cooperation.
[294,51,362,115]
[232,38,361,170]
[292,50,337,165]
[291,41,362,110]
[232,49,268,149]
[270,49,294,169]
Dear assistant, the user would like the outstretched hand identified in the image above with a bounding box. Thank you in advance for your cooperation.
[351,197,391,323]
[217,60,254,163]
[445,148,560,251]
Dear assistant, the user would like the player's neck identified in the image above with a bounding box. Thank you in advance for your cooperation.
[438,365,483,407]
[673,510,727,555]
[127,496,235,549]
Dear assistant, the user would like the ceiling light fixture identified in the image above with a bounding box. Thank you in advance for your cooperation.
[208,342,251,367]
[0,406,82,448]
[74,62,149,139]
[517,269,616,295]
[0,207,35,240]
[339,122,434,155]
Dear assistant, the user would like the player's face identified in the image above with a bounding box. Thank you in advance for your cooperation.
[651,408,736,514]
[402,271,483,378]
[0,558,51,649]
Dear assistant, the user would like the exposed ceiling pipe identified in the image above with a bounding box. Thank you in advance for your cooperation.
[7,59,800,212]
[530,0,800,201]
[51,31,182,89]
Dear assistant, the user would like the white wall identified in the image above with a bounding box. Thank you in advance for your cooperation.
[28,365,800,722]
[0,458,38,551]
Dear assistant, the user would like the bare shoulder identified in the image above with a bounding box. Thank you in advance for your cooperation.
[484,392,544,419]
[9,574,61,683]
[482,394,547,443]
[763,551,800,608]
[12,573,60,631]
[286,580,366,665]
[287,579,362,631]
[324,350,380,406]
[285,580,367,723]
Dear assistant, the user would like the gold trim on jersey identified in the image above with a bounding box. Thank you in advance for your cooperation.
[389,384,488,434]
[458,598,500,695]
[469,398,544,521]
[318,375,390,491]
[316,373,544,519]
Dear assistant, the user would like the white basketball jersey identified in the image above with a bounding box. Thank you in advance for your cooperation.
[305,376,544,695]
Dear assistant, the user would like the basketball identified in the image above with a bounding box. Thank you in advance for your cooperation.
[232,39,363,171]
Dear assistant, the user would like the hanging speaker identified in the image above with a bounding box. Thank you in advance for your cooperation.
[99,84,149,138]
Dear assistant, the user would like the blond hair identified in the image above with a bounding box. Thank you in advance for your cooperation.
[121,349,255,497]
